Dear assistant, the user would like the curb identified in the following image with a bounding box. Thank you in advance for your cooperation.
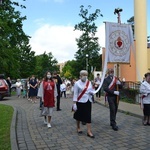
[95,100,143,119]
[11,107,18,150]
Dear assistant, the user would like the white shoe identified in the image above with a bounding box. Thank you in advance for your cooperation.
[44,120,47,125]
[47,123,51,128]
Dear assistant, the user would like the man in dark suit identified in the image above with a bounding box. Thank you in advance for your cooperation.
[103,68,122,131]
[53,72,62,111]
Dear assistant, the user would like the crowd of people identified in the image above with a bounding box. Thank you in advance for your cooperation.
[6,68,150,138]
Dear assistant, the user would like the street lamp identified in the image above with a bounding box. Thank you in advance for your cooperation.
[86,54,88,72]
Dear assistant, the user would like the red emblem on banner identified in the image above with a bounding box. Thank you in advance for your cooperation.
[117,37,123,48]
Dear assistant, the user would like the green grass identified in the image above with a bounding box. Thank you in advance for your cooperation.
[120,97,135,104]
[11,91,16,96]
[0,104,14,150]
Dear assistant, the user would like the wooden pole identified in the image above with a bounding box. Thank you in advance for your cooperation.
[115,10,122,105]
[116,64,119,105]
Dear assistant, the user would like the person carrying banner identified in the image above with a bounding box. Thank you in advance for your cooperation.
[103,68,122,131]
[72,70,95,138]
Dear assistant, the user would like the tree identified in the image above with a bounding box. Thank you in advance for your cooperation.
[0,0,34,78]
[127,16,149,42]
[19,40,36,78]
[127,16,134,37]
[74,5,103,75]
[61,60,78,79]
[34,52,59,78]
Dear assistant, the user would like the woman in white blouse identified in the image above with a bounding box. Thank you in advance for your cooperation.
[16,79,22,98]
[140,72,150,125]
[72,70,95,138]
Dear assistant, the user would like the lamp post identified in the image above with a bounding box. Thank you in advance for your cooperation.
[86,54,88,72]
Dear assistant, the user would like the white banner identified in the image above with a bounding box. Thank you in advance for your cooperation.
[105,22,134,63]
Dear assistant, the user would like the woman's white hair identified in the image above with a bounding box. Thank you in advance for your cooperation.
[80,70,88,76]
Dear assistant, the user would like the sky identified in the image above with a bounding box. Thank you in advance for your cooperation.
[16,0,150,63]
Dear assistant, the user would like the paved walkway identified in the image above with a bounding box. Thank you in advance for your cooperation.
[0,96,150,150]
[96,96,143,118]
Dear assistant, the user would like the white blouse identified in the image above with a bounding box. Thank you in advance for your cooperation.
[140,81,150,104]
[73,79,95,103]
[16,82,22,89]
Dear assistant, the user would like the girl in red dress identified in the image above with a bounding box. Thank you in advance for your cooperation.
[38,71,57,128]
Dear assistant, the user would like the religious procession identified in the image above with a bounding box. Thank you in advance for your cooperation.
[1,0,150,149]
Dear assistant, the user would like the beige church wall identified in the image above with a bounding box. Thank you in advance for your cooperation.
[147,48,150,71]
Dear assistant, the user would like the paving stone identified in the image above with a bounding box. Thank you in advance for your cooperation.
[1,96,150,149]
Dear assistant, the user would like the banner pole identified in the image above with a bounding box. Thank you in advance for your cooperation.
[116,64,119,105]
[114,8,123,105]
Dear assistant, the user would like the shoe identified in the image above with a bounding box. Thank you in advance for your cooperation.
[47,123,51,128]
[77,131,83,134]
[87,133,95,138]
[110,123,116,126]
[44,120,47,125]
[112,125,118,131]
[57,109,62,111]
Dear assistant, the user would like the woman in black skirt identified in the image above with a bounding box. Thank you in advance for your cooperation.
[72,70,95,138]
[140,72,150,125]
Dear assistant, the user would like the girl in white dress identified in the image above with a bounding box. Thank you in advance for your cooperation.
[16,79,22,98]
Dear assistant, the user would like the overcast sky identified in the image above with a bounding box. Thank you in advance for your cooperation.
[16,0,150,63]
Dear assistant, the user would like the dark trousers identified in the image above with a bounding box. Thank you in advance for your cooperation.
[107,96,118,126]
[57,91,61,110]
[95,87,101,98]
[9,87,11,96]
[39,98,43,108]
[61,91,66,98]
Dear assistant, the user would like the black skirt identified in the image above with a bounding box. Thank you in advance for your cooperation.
[73,100,92,123]
[143,104,150,116]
